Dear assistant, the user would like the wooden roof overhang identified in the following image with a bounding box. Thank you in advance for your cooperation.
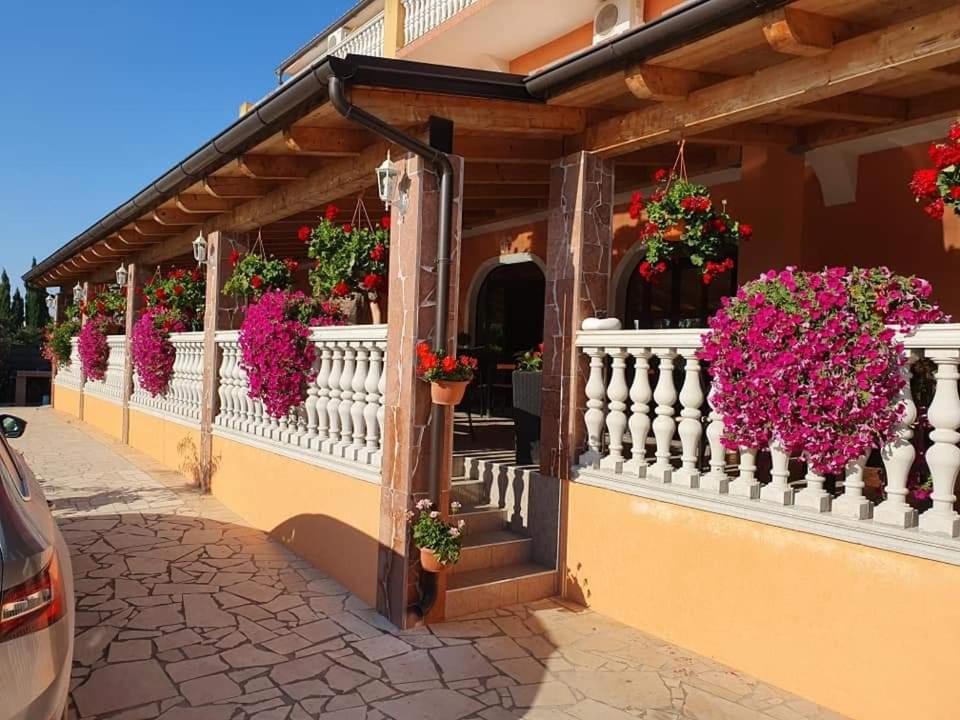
[28,0,960,288]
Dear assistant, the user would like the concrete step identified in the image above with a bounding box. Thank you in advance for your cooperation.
[454,529,533,575]
[445,562,558,618]
[455,505,508,534]
[450,477,486,506]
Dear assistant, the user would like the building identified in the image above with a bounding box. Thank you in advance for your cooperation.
[27,2,960,718]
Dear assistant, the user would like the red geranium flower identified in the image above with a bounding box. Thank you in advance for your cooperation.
[283,258,299,273]
[331,281,350,297]
[230,249,240,267]
[910,168,939,199]
[155,288,167,301]
[924,198,945,220]
[325,205,339,221]
[361,273,383,291]
[951,186,960,200]
[419,354,438,371]
[298,226,311,243]
[417,341,431,358]
[342,223,352,234]
[441,356,457,374]
[380,215,391,230]
[250,275,263,289]
[653,168,668,182]
[190,268,202,282]
[739,223,753,241]
[173,285,184,296]
[370,243,386,262]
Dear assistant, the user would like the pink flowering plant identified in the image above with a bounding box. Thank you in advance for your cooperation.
[409,499,465,566]
[700,266,946,475]
[77,319,111,381]
[131,307,186,397]
[238,290,345,418]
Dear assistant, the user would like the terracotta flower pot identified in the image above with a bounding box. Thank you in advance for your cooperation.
[420,547,447,573]
[431,379,469,406]
[662,222,687,242]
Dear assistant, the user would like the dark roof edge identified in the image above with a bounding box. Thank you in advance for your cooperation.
[26,56,533,285]
[525,0,791,99]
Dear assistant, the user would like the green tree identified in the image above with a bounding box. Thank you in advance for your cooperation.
[0,270,11,332]
[10,289,24,329]
[24,258,50,329]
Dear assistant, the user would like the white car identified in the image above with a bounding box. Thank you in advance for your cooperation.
[0,414,74,720]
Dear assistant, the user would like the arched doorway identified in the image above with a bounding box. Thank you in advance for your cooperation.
[620,254,738,329]
[474,261,545,359]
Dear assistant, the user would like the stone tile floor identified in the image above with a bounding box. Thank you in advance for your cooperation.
[6,407,846,720]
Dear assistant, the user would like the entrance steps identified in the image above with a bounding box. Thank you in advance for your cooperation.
[445,452,557,618]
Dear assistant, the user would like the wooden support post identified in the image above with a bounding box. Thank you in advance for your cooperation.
[378,154,464,628]
[383,0,406,58]
[199,231,231,493]
[121,263,148,444]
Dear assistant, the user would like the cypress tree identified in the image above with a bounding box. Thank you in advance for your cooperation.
[24,258,50,328]
[0,270,12,332]
[10,289,24,329]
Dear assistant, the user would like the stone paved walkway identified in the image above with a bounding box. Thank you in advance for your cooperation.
[7,407,845,720]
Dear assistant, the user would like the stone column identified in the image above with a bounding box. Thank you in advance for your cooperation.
[121,263,148,444]
[540,151,615,480]
[378,153,463,629]
[199,231,233,493]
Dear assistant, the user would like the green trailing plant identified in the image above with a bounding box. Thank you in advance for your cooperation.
[42,317,80,365]
[304,205,390,299]
[222,251,297,301]
[409,499,465,566]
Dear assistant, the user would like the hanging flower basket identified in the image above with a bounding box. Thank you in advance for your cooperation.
[131,307,186,397]
[629,148,750,284]
[142,267,206,330]
[222,251,297,302]
[910,119,960,220]
[304,204,390,322]
[416,342,478,406]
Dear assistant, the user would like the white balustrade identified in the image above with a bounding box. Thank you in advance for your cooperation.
[329,12,385,58]
[214,325,388,478]
[575,324,960,553]
[130,332,203,425]
[54,337,83,389]
[402,0,477,45]
[84,335,126,402]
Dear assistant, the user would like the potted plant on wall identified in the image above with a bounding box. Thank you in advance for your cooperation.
[910,119,960,239]
[513,344,543,465]
[416,342,478,406]
[409,499,464,573]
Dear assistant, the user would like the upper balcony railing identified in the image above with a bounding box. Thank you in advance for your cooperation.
[330,12,386,59]
[402,0,477,46]
[575,323,960,562]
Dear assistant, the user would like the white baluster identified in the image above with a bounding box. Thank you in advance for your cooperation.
[313,346,332,449]
[578,346,606,468]
[674,349,703,488]
[337,344,356,456]
[323,344,344,453]
[729,446,760,498]
[303,344,322,448]
[795,460,831,513]
[216,341,230,426]
[919,350,960,537]
[875,356,919,527]
[364,342,383,464]
[701,386,729,493]
[375,344,386,467]
[350,343,369,460]
[832,455,872,519]
[622,348,651,478]
[761,440,794,505]
[600,348,628,472]
[649,349,676,483]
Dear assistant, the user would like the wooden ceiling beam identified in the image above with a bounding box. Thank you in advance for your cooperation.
[689,123,799,147]
[794,94,908,124]
[624,64,726,101]
[175,194,237,213]
[349,88,586,135]
[153,207,202,226]
[203,176,274,199]
[238,155,326,180]
[462,183,548,199]
[463,162,550,184]
[115,230,155,247]
[586,5,960,156]
[761,7,857,57]
[453,136,563,163]
[131,220,178,237]
[283,127,372,155]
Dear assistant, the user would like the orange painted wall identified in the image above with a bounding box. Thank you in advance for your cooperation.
[128,409,201,477]
[53,386,81,418]
[82,394,123,440]
[563,481,960,720]
[509,23,592,75]
[210,435,381,607]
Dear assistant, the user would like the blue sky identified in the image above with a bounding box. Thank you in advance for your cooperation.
[0,0,354,289]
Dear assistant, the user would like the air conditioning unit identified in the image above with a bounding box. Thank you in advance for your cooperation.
[593,0,643,45]
[327,26,350,51]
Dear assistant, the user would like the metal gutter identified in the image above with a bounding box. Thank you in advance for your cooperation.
[525,0,792,99]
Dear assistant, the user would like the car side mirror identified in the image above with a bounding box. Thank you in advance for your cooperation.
[0,415,27,439]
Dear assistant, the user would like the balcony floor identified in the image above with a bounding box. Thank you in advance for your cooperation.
[8,406,846,720]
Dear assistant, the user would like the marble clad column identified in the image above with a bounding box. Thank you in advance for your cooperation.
[121,263,149,444]
[379,153,464,628]
[540,151,615,480]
